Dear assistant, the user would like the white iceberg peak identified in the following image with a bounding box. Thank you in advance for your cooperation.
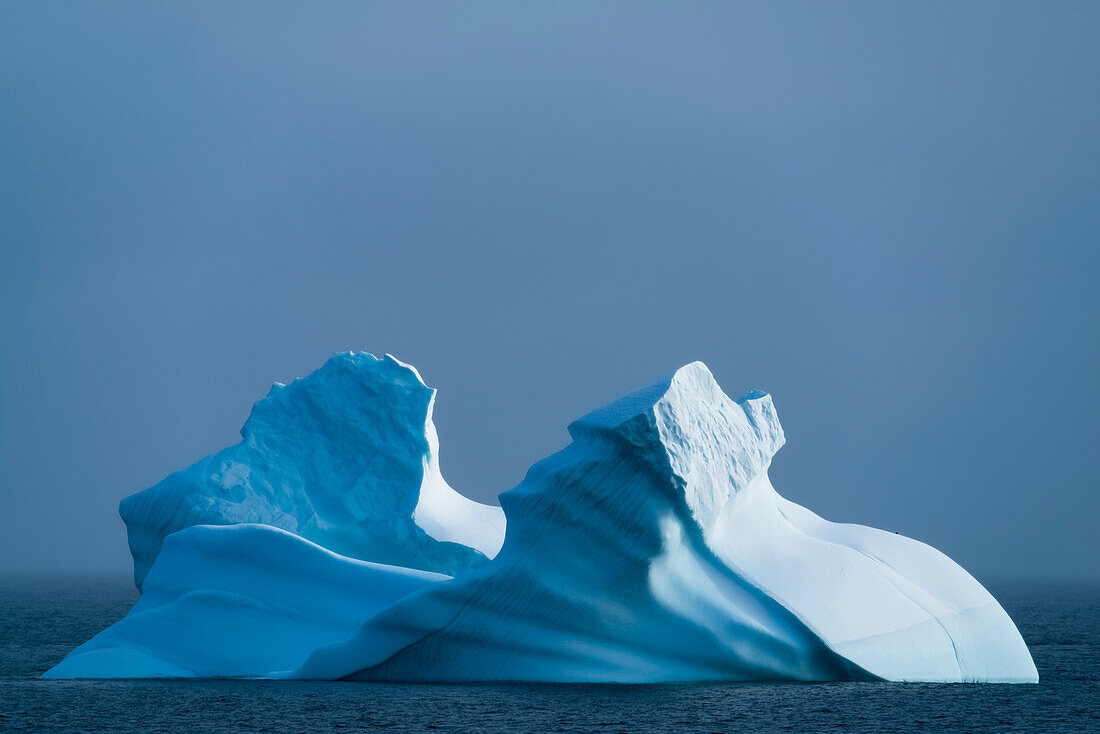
[569,361,784,532]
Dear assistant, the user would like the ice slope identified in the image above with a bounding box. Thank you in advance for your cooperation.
[296,363,1037,683]
[120,353,505,587]
[43,524,447,679]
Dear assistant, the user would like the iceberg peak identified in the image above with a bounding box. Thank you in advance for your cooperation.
[569,360,713,433]
[566,361,784,531]
[242,352,433,443]
[120,351,504,588]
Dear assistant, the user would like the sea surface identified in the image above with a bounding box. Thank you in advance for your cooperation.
[0,576,1095,733]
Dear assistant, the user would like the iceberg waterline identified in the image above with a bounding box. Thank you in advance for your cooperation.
[45,353,1038,683]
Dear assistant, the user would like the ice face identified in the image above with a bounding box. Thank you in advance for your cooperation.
[47,357,1037,683]
[120,352,504,588]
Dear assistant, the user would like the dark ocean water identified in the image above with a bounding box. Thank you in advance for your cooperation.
[0,576,1095,733]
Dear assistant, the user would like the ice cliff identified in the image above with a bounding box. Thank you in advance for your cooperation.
[46,356,1038,683]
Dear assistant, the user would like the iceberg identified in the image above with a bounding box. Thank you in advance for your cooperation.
[46,356,1037,683]
[120,352,505,587]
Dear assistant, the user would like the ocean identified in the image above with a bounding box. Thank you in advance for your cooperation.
[1,576,1095,733]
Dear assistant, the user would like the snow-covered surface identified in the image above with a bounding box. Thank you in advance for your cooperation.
[120,353,504,587]
[44,524,446,678]
[48,357,1037,683]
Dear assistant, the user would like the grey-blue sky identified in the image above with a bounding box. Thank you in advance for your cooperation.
[1,2,1097,579]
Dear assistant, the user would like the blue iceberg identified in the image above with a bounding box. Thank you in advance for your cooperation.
[45,355,1037,683]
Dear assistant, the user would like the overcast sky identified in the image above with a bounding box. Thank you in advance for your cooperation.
[2,2,1097,580]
